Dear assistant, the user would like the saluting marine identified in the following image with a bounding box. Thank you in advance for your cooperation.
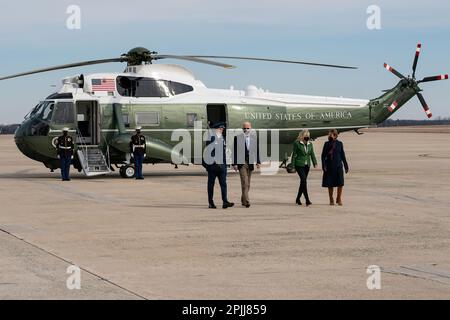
[55,127,74,181]
[130,127,147,180]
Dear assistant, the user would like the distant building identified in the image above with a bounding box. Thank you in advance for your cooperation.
[0,124,20,134]
[381,118,450,127]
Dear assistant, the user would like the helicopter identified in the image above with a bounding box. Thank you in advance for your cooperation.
[0,45,447,178]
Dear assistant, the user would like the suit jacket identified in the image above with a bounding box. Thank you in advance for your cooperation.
[292,140,317,168]
[232,133,261,171]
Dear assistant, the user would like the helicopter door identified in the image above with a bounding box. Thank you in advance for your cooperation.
[76,101,99,145]
[206,104,227,128]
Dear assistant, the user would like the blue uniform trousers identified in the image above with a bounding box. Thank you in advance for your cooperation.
[133,153,144,179]
[207,164,228,206]
[60,155,71,181]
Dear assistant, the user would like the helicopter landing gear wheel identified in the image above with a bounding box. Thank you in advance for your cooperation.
[120,165,135,179]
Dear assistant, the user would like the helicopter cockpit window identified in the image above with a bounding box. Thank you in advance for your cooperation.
[116,77,193,97]
[53,102,75,124]
[41,102,55,121]
[31,101,48,118]
[32,101,53,121]
[25,102,43,119]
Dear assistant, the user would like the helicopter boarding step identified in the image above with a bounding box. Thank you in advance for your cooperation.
[77,145,111,177]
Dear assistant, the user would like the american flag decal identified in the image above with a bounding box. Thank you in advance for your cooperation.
[91,78,115,91]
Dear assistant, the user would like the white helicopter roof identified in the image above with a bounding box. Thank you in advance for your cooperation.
[121,64,206,87]
[57,64,368,108]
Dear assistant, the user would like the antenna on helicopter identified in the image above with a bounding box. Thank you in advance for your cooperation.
[0,47,357,81]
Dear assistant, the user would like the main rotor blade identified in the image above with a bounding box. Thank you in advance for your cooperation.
[418,74,448,83]
[0,58,126,81]
[384,63,406,79]
[416,92,433,118]
[184,55,358,69]
[154,55,235,69]
[412,43,421,79]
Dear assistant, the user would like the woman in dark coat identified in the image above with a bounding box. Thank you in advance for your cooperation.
[321,129,349,206]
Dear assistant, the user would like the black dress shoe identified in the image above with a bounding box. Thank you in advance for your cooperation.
[306,201,312,206]
[242,204,250,208]
[209,204,217,209]
[222,202,234,209]
[296,199,302,206]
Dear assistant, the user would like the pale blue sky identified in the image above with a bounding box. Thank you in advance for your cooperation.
[0,0,449,123]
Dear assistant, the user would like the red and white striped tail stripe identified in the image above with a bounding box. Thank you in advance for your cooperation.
[384,63,393,71]
[388,101,398,112]
[422,104,432,118]
[415,44,421,55]
[440,74,449,80]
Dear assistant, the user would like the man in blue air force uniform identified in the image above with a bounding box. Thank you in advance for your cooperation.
[204,122,234,209]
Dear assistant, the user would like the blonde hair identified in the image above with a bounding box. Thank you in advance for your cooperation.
[297,129,310,142]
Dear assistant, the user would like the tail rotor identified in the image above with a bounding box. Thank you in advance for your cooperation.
[383,43,448,118]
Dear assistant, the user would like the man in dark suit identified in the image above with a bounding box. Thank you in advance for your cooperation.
[232,122,261,208]
[204,122,234,209]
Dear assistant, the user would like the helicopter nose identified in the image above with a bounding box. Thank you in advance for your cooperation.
[14,123,24,138]
[14,133,29,157]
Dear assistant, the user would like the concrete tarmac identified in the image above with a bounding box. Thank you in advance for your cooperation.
[0,127,450,299]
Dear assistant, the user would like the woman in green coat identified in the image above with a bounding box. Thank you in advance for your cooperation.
[292,130,318,206]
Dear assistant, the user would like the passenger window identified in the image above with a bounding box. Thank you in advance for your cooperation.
[186,113,197,127]
[169,81,194,95]
[123,113,130,128]
[116,77,193,97]
[136,112,160,126]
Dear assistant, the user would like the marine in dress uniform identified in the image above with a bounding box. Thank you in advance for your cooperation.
[55,127,74,181]
[130,127,146,180]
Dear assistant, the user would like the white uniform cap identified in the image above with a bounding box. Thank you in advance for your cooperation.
[62,127,69,132]
[136,126,142,130]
